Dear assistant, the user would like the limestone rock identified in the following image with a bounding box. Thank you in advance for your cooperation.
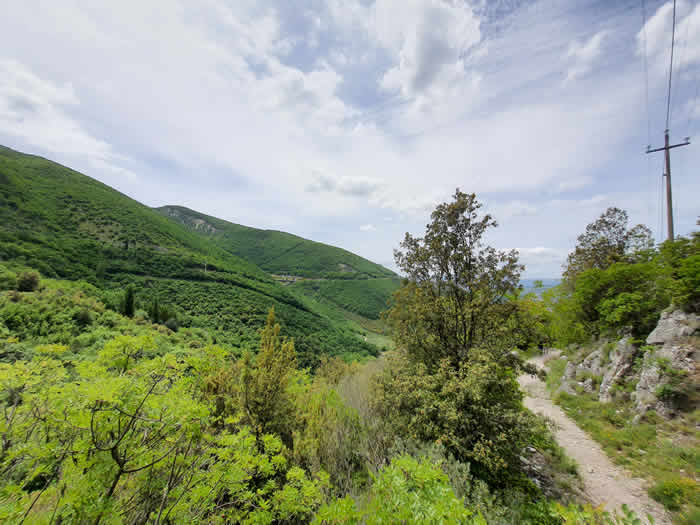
[646,310,699,345]
[564,361,576,380]
[580,349,603,377]
[598,337,637,403]
[582,377,595,393]
[633,349,662,415]
[633,343,697,417]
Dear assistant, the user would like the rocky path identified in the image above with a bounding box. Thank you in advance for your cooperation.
[519,354,670,524]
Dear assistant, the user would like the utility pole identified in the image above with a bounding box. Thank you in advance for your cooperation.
[646,130,690,241]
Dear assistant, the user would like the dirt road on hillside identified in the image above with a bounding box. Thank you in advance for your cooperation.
[519,355,670,524]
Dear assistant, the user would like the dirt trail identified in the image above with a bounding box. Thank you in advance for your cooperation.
[519,354,670,524]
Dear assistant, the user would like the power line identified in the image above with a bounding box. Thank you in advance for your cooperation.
[641,0,651,146]
[665,0,678,129]
[669,0,691,126]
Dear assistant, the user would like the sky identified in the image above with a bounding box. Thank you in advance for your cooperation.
[1,0,699,277]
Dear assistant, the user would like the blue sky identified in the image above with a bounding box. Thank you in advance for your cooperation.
[0,0,698,276]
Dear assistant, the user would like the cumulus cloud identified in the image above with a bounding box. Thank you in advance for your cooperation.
[1,0,697,277]
[376,0,481,97]
[359,223,376,231]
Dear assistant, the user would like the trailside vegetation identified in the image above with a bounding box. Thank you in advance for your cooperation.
[0,187,651,523]
[536,208,699,521]
[545,208,699,345]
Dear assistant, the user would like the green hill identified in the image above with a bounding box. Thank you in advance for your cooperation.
[0,145,379,365]
[289,277,400,320]
[157,205,396,279]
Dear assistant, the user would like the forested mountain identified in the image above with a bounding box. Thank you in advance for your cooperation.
[157,205,396,279]
[0,145,383,364]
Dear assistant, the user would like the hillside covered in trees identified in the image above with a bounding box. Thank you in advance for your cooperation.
[158,205,396,279]
[0,145,397,365]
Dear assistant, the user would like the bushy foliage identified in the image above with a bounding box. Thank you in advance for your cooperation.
[386,190,524,367]
[563,207,653,283]
[547,210,698,344]
[372,350,538,486]
[16,271,40,292]
[314,455,481,524]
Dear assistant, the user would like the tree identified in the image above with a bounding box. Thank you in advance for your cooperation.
[238,308,297,446]
[385,190,523,368]
[563,207,653,283]
[123,287,135,318]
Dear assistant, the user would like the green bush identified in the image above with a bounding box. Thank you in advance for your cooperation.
[314,455,481,524]
[16,270,40,292]
[372,350,539,485]
[649,477,700,511]
[0,267,17,291]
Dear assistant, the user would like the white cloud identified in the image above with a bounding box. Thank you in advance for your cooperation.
[305,172,383,197]
[638,1,700,73]
[564,30,607,83]
[0,59,135,179]
[1,0,697,277]
[360,223,376,232]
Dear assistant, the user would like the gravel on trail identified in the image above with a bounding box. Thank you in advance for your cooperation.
[519,354,670,525]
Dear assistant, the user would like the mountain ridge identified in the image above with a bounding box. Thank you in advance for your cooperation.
[157,204,396,279]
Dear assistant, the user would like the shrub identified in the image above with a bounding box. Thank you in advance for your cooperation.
[649,477,699,511]
[313,455,480,524]
[0,268,17,291]
[16,270,40,292]
[372,350,539,486]
[73,308,93,328]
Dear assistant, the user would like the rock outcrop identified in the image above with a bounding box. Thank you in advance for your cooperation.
[646,310,699,345]
[555,310,698,416]
[633,310,699,417]
[599,337,637,403]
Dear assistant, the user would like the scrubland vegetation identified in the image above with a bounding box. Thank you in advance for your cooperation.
[1,145,697,523]
[1,188,667,524]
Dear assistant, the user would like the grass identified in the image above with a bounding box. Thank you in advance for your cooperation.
[546,355,700,520]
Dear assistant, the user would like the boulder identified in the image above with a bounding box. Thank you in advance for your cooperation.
[579,349,603,377]
[646,310,699,345]
[633,343,697,417]
[632,349,663,415]
[598,337,637,403]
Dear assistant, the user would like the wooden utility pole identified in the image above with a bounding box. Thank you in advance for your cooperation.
[646,130,690,240]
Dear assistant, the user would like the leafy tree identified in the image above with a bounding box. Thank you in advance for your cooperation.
[386,190,523,368]
[16,271,40,292]
[563,207,653,283]
[372,350,538,485]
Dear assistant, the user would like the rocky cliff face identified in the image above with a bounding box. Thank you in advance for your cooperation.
[557,310,698,418]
